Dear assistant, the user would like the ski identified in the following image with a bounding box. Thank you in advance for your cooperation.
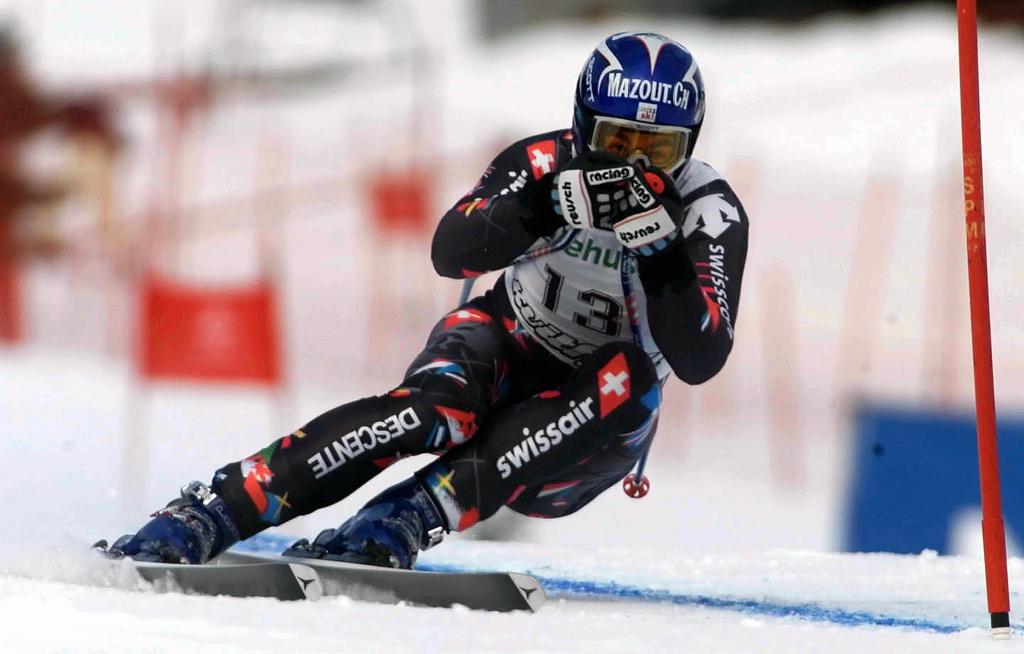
[104,559,323,601]
[217,550,546,612]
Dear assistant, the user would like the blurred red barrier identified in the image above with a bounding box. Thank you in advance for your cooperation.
[368,169,433,233]
[0,222,21,344]
[0,259,20,343]
[137,274,281,384]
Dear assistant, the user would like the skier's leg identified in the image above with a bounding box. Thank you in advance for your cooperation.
[420,340,661,529]
[108,304,514,563]
[306,341,660,567]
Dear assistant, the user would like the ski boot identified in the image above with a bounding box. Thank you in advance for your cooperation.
[286,477,447,569]
[101,481,241,564]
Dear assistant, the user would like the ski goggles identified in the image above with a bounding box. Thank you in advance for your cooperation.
[589,117,691,172]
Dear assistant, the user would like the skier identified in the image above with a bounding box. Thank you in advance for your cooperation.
[105,31,749,569]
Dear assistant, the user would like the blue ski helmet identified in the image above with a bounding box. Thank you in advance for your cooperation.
[573,32,705,176]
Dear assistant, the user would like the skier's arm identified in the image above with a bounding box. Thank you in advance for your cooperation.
[637,179,749,384]
[431,141,565,279]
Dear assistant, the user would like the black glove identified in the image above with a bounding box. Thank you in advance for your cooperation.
[610,164,685,256]
[554,150,637,231]
[518,171,566,237]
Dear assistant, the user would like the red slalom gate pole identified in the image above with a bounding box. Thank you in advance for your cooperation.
[956,0,1011,638]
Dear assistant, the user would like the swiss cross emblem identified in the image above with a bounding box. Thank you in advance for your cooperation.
[526,139,557,180]
[597,352,631,418]
[443,308,492,330]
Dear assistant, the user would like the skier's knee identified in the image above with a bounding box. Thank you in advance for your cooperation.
[581,342,660,426]
[586,341,658,388]
[397,368,487,448]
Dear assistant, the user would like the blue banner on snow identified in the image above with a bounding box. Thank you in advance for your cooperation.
[844,403,1023,554]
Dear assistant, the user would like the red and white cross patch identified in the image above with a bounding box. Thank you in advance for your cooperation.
[525,139,557,180]
[597,352,631,418]
[443,308,492,330]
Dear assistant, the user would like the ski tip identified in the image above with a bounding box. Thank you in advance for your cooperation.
[508,573,546,612]
[287,563,324,601]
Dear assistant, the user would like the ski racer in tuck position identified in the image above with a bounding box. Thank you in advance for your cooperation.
[106,31,750,569]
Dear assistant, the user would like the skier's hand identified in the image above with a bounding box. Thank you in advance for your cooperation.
[519,171,566,237]
[554,150,637,231]
[610,165,684,255]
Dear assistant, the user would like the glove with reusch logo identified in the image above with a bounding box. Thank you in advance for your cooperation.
[610,165,684,256]
[554,150,637,231]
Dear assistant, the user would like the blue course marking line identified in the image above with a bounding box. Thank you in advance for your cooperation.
[418,563,966,634]
[241,534,1017,635]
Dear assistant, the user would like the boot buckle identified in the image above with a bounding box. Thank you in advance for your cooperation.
[424,525,445,549]
[180,480,217,506]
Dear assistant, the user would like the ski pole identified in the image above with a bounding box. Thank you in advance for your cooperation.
[619,248,651,498]
[458,278,475,305]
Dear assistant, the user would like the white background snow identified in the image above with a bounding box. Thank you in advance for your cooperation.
[0,1,1023,651]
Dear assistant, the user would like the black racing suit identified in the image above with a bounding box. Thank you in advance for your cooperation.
[211,129,749,537]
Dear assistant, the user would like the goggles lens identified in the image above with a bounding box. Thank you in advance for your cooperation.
[590,118,690,172]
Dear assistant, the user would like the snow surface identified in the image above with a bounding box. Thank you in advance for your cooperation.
[2,2,1024,652]
[2,520,1023,653]
[2,345,1022,651]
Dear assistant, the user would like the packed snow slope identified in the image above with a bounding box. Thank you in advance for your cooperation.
[2,342,1022,651]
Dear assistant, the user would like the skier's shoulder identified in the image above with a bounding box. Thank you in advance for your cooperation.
[674,157,750,234]
[674,157,729,200]
[508,128,574,153]
[497,128,574,169]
